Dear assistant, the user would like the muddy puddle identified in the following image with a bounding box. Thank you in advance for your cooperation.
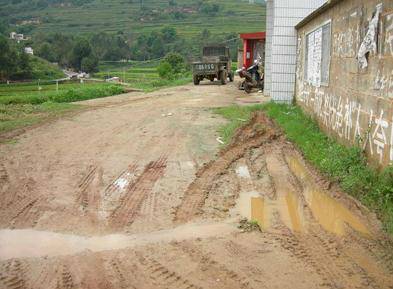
[0,223,236,260]
[235,155,371,237]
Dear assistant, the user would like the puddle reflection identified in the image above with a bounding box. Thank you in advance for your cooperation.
[242,155,370,237]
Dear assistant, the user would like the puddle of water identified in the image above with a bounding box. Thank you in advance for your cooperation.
[251,197,268,230]
[0,223,236,260]
[236,191,304,233]
[235,191,261,220]
[236,165,251,179]
[286,155,370,236]
[235,155,369,236]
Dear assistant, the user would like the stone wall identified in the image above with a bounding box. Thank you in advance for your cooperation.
[295,0,393,167]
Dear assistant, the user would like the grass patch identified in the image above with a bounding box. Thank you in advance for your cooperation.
[215,103,393,235]
[0,102,81,134]
[214,105,264,144]
[0,82,125,105]
[130,77,192,92]
[94,62,192,92]
[0,81,125,134]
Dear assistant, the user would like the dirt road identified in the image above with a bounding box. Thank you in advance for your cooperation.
[0,82,392,289]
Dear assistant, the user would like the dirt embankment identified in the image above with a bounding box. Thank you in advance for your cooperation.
[0,84,392,289]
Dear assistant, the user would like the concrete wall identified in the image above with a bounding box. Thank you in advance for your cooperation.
[264,0,326,103]
[295,0,393,167]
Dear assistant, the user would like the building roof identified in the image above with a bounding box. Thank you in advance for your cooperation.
[240,32,266,40]
[295,0,343,29]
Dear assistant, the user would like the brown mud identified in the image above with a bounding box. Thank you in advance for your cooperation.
[0,83,392,289]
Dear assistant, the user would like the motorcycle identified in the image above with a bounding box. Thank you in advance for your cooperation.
[236,57,264,94]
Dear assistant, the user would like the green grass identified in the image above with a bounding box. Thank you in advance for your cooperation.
[0,82,125,105]
[94,62,192,92]
[30,56,65,80]
[215,103,393,235]
[0,102,80,134]
[214,104,264,144]
[0,81,126,134]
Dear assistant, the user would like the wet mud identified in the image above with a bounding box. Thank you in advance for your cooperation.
[0,84,392,289]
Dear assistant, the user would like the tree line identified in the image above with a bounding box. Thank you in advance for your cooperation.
[0,35,32,81]
[33,26,240,65]
[0,19,241,81]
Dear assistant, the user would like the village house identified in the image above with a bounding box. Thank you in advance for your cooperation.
[9,32,26,41]
[24,47,34,55]
[295,0,393,167]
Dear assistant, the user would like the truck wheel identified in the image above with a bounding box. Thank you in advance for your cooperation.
[193,75,200,85]
[229,72,234,82]
[220,71,227,85]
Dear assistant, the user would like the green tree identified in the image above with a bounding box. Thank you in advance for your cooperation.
[157,52,187,80]
[157,61,172,79]
[81,55,99,73]
[36,42,56,63]
[163,52,185,71]
[0,36,17,80]
[13,52,32,79]
[70,38,92,71]
[161,26,177,43]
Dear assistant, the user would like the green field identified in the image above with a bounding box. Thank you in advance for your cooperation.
[0,81,125,134]
[3,0,266,38]
[94,61,192,92]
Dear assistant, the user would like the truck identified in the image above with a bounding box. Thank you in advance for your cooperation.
[192,45,234,85]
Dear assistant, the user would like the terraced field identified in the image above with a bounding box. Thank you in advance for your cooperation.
[2,0,266,37]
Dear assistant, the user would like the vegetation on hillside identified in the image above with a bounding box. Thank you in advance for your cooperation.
[0,35,32,81]
[215,104,393,235]
[1,0,265,38]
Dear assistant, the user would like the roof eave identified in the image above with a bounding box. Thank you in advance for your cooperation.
[295,0,343,30]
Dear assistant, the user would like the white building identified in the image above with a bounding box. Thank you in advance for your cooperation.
[10,32,25,41]
[264,0,326,103]
[24,47,34,55]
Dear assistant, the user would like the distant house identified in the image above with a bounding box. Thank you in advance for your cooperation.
[10,32,26,41]
[263,0,326,103]
[24,47,34,55]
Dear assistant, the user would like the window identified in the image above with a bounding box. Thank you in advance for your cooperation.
[304,22,331,87]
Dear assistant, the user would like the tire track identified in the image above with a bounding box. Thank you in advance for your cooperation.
[109,156,167,229]
[76,165,98,212]
[176,242,255,289]
[108,259,127,289]
[56,265,75,289]
[0,260,27,289]
[136,253,202,289]
[174,113,277,223]
[100,164,139,218]
[0,163,9,187]
[7,196,40,227]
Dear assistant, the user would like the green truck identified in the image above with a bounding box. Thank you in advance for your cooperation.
[192,45,234,85]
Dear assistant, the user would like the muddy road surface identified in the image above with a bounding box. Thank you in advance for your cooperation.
[0,82,392,289]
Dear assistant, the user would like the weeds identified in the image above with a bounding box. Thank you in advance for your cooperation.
[215,103,393,235]
[214,105,264,144]
[238,218,262,232]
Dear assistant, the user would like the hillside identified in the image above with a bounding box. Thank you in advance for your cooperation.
[1,0,266,38]
[30,56,65,80]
